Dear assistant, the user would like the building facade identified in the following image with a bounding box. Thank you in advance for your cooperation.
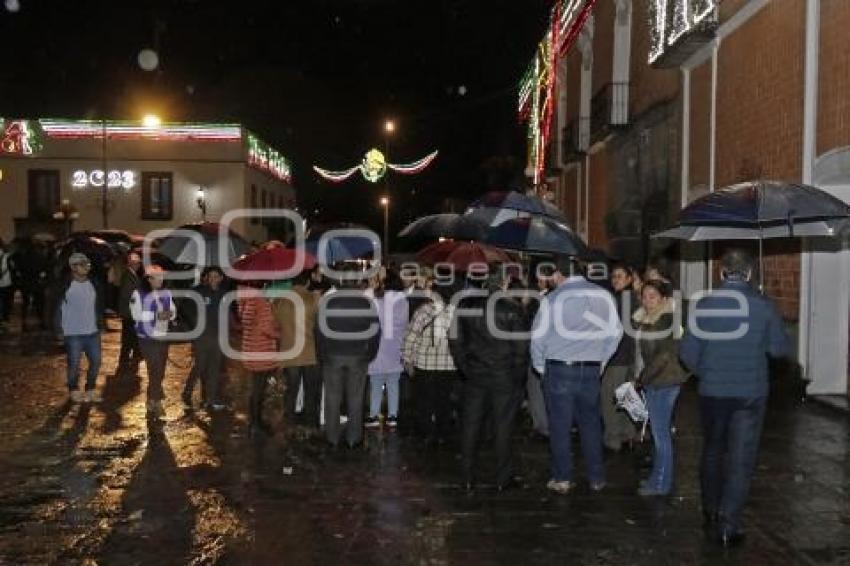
[539,0,850,397]
[0,118,295,243]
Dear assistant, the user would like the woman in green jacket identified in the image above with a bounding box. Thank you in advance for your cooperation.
[633,279,689,496]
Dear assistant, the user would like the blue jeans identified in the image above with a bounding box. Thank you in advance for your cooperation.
[700,395,767,534]
[369,372,401,418]
[65,332,102,391]
[644,385,681,493]
[543,361,604,483]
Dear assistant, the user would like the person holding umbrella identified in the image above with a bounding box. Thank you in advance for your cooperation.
[130,265,177,418]
[680,249,789,547]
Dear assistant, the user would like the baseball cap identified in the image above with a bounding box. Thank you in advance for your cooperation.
[68,252,90,267]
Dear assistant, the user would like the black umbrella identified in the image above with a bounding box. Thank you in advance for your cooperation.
[398,213,487,241]
[485,216,589,256]
[654,180,850,288]
[465,190,567,226]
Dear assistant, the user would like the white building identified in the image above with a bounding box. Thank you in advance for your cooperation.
[0,117,296,243]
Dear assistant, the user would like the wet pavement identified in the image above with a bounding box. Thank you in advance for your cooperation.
[0,318,849,565]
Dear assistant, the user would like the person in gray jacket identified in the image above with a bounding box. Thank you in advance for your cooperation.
[680,249,789,547]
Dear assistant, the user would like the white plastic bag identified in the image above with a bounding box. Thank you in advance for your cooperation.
[615,381,648,424]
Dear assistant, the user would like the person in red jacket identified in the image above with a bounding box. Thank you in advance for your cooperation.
[237,282,280,437]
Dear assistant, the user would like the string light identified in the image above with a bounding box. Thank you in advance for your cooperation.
[40,119,242,141]
[648,0,718,65]
[247,133,292,183]
[314,149,439,184]
[1,119,43,155]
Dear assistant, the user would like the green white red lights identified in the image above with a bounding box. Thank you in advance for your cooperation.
[39,119,242,141]
[247,133,292,183]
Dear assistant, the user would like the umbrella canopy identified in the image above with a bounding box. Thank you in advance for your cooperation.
[397,213,487,241]
[158,222,250,266]
[465,190,566,226]
[416,240,511,271]
[659,181,850,237]
[60,235,116,263]
[304,223,380,264]
[485,216,589,256]
[234,246,317,274]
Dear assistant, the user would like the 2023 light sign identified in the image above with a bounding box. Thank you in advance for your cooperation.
[72,169,136,189]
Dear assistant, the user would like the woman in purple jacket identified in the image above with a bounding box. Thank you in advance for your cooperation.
[365,270,409,429]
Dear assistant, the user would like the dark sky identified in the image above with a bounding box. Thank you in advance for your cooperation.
[0,0,551,233]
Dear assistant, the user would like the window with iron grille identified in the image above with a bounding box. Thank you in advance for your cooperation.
[141,172,173,220]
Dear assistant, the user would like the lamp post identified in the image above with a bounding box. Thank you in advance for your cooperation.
[380,196,389,256]
[196,187,207,221]
[382,120,394,257]
[53,199,79,238]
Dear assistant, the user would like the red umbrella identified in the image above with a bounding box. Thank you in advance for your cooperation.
[234,246,316,273]
[416,240,511,270]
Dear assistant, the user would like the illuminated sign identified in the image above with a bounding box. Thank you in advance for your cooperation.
[72,169,136,189]
[649,0,718,67]
[247,134,292,183]
[0,119,43,155]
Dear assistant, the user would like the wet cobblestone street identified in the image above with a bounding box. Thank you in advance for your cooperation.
[1,319,849,565]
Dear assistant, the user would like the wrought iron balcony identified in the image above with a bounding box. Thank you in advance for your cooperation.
[562,117,590,164]
[590,82,629,143]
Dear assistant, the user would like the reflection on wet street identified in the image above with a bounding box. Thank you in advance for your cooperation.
[0,320,848,564]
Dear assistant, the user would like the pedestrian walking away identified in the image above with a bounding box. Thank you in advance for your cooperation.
[130,265,177,418]
[273,270,322,429]
[530,254,622,494]
[680,249,789,548]
[54,252,106,404]
[237,282,281,437]
[366,269,409,430]
[317,267,381,448]
[449,267,529,491]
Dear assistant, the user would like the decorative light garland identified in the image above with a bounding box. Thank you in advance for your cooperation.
[313,148,439,184]
[247,133,292,183]
[517,0,598,186]
[648,0,718,65]
[40,119,242,141]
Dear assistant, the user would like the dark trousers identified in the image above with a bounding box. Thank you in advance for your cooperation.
[413,369,457,440]
[249,371,273,426]
[117,317,142,375]
[700,395,767,534]
[0,286,13,322]
[461,378,520,486]
[184,337,224,404]
[543,361,605,483]
[322,357,369,447]
[139,338,169,402]
[284,364,322,426]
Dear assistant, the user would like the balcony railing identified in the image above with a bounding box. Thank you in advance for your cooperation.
[590,82,629,143]
[562,117,590,163]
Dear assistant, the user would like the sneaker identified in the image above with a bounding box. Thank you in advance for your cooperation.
[85,390,102,403]
[385,416,398,428]
[205,402,226,412]
[70,390,84,403]
[637,485,669,497]
[364,416,382,429]
[589,481,607,492]
[546,479,574,494]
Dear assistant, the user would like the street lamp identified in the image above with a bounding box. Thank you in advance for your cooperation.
[53,199,79,238]
[142,114,162,128]
[384,119,395,134]
[196,187,207,221]
[380,196,390,256]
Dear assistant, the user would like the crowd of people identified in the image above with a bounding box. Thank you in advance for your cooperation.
[10,239,789,548]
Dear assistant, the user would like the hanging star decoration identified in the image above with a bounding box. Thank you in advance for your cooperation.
[313,148,438,183]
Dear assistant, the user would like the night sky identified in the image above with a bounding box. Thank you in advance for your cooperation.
[0,0,552,235]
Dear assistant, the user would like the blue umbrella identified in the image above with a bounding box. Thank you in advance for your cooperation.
[485,216,589,256]
[304,223,380,265]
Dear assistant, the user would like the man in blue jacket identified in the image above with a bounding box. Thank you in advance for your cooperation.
[680,249,789,547]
